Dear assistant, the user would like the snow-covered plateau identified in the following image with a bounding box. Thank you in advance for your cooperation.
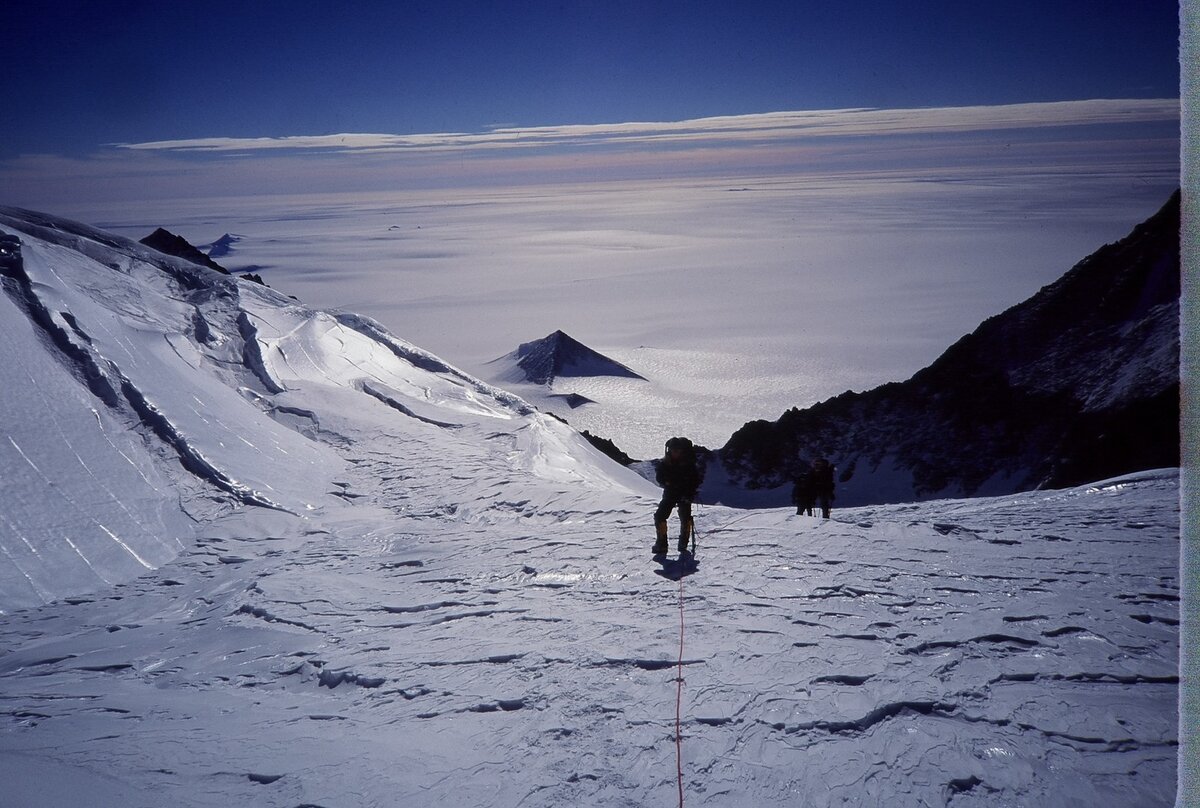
[0,209,1180,806]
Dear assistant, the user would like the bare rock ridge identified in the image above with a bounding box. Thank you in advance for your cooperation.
[142,229,272,286]
[579,430,635,466]
[713,190,1181,508]
[139,227,229,274]
[494,329,645,385]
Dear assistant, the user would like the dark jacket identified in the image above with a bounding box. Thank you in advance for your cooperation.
[657,451,701,498]
[791,470,814,504]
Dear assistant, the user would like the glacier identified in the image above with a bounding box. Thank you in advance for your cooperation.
[0,208,1180,806]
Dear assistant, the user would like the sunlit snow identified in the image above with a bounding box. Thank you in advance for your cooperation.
[0,209,1179,806]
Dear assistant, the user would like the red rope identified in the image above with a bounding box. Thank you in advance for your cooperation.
[674,574,686,807]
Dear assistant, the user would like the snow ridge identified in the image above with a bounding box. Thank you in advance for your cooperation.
[1,221,291,514]
[335,311,536,416]
[235,311,287,395]
[113,375,292,513]
[0,244,123,409]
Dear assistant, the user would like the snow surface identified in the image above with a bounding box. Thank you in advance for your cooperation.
[0,210,1180,806]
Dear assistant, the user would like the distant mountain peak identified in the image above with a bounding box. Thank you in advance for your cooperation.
[495,330,645,385]
[139,228,228,274]
[203,233,244,259]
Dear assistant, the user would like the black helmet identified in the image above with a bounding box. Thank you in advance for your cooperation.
[665,436,693,452]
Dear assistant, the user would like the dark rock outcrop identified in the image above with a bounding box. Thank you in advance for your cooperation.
[550,392,595,409]
[139,228,229,274]
[713,191,1180,507]
[581,430,635,466]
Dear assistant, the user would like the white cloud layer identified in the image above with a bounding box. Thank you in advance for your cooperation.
[114,98,1179,155]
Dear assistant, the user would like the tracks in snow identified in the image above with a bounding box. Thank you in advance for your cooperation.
[0,397,1180,807]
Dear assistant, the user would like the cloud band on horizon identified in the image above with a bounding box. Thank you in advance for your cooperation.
[113,98,1180,156]
[3,98,1179,211]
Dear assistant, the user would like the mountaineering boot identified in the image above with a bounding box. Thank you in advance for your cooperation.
[677,517,692,553]
[653,521,669,554]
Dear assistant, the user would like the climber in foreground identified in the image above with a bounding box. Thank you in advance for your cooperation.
[654,436,702,555]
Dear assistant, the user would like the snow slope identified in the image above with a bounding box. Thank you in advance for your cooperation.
[0,209,1180,806]
[0,207,648,612]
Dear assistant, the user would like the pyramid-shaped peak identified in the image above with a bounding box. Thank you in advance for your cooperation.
[540,330,586,351]
[204,233,244,259]
[499,330,645,385]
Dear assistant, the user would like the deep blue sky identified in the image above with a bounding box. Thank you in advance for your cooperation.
[4,0,1180,159]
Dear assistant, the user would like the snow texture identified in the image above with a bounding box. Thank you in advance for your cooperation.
[0,208,1180,806]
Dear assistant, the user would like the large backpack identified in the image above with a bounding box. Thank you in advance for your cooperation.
[813,459,835,490]
[665,436,693,454]
[660,437,701,493]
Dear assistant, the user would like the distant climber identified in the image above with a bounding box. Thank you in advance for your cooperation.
[811,457,836,519]
[791,463,815,516]
[654,437,702,555]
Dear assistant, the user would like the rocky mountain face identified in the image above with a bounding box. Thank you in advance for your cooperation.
[713,191,1180,507]
[493,329,645,385]
[139,227,229,274]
